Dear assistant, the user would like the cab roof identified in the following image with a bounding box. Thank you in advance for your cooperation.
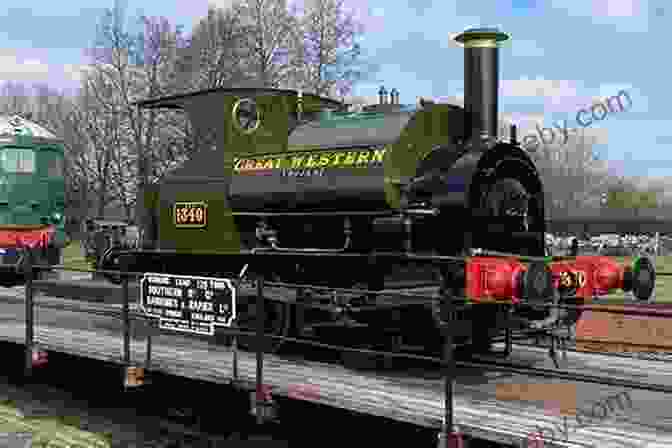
[135,86,344,110]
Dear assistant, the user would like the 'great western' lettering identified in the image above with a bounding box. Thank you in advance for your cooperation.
[233,147,388,174]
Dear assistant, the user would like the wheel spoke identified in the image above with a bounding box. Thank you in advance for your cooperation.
[228,297,290,354]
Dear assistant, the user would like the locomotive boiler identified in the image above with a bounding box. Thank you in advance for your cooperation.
[104,28,655,357]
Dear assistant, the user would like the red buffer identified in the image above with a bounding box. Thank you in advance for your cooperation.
[465,257,554,303]
[31,347,48,368]
[436,431,464,448]
[549,256,656,301]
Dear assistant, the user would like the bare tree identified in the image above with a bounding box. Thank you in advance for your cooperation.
[61,105,95,227]
[0,82,32,116]
[233,0,301,88]
[83,0,190,219]
[69,76,118,218]
[174,6,252,90]
[528,128,610,219]
[294,0,377,98]
[176,0,377,98]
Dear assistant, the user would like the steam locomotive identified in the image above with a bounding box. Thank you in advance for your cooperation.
[101,28,656,357]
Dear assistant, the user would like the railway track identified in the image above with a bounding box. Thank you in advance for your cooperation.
[511,336,672,363]
[3,287,672,372]
[4,284,672,366]
[1,288,672,447]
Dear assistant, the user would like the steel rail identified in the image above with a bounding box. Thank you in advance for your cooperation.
[23,274,672,317]
[5,289,672,396]
[20,292,672,365]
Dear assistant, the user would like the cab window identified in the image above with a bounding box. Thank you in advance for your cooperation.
[1,148,35,173]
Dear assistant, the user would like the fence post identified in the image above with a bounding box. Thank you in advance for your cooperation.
[437,284,463,448]
[651,232,659,303]
[93,230,108,281]
[121,254,131,366]
[145,329,152,370]
[255,275,265,425]
[24,247,34,380]
[232,318,239,384]
[231,266,247,387]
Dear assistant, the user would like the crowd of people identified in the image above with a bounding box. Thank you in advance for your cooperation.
[546,233,664,256]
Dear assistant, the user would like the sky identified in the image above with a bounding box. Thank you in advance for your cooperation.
[0,0,669,182]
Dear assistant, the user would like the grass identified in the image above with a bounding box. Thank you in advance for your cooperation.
[0,401,111,447]
[61,240,92,272]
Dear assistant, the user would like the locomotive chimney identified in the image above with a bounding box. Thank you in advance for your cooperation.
[453,27,510,142]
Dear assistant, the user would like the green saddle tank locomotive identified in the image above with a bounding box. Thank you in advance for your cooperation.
[101,28,655,357]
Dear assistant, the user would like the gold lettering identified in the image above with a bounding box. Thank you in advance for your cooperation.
[233,148,389,172]
[304,154,318,168]
[331,153,344,166]
[318,154,331,167]
[371,148,386,163]
[356,151,370,165]
[343,152,357,165]
[291,156,304,168]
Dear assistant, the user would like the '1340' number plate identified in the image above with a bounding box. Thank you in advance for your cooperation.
[174,202,207,228]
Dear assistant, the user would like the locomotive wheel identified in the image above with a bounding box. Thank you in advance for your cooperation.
[481,177,532,232]
[437,264,502,355]
[225,295,292,354]
[560,297,584,327]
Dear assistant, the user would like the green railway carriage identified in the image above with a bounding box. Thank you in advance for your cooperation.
[0,115,67,285]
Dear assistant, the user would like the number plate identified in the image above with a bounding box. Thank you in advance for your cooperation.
[174,202,207,228]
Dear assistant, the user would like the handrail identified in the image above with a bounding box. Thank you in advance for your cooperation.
[23,261,672,317]
[256,217,353,253]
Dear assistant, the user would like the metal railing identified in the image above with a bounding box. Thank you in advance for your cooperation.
[10,249,672,448]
